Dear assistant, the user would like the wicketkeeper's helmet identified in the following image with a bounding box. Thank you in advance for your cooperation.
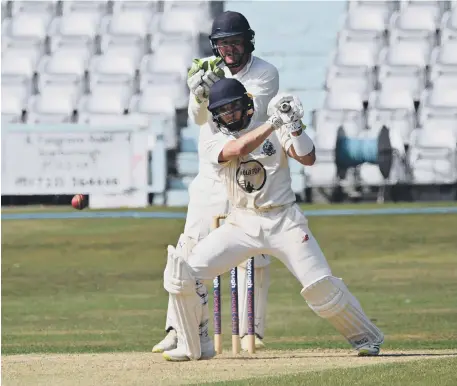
[208,78,254,134]
[209,11,255,64]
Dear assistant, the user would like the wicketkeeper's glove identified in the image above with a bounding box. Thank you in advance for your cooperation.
[187,57,225,104]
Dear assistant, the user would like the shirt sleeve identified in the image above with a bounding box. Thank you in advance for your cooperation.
[246,66,279,121]
[187,93,209,126]
[202,131,233,165]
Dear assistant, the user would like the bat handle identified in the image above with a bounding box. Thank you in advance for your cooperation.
[280,102,291,112]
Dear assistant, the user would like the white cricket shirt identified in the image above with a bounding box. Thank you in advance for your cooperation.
[203,121,297,210]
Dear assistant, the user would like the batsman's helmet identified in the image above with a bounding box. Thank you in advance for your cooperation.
[209,11,255,59]
[208,78,254,133]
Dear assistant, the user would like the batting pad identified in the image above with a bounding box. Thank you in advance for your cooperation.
[301,276,384,349]
[164,246,202,360]
[165,234,198,331]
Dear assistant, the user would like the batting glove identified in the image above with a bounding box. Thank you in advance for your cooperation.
[187,58,225,104]
[283,119,306,136]
[267,93,304,123]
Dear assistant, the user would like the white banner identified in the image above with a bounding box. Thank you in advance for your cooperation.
[2,126,148,195]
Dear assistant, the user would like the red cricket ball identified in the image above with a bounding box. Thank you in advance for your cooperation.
[71,194,87,210]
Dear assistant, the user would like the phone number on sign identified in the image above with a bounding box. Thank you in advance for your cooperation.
[14,177,120,188]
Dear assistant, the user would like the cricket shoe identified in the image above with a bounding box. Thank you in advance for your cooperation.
[152,329,177,353]
[163,336,216,362]
[357,339,384,357]
[241,334,266,351]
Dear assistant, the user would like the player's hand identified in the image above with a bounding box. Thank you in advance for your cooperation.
[267,93,304,123]
[187,58,225,104]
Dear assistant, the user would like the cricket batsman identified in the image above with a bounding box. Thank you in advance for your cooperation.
[161,78,385,361]
[152,11,279,354]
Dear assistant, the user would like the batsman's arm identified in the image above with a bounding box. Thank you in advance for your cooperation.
[288,141,316,166]
[219,122,277,163]
[277,124,316,166]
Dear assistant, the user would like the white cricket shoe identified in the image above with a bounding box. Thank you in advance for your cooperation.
[357,339,383,357]
[163,336,216,362]
[152,329,177,353]
[241,335,266,351]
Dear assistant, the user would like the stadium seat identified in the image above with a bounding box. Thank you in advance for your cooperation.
[166,189,190,207]
[440,7,457,44]
[348,0,399,19]
[140,53,188,89]
[139,78,189,111]
[48,12,102,54]
[176,151,199,176]
[2,13,51,54]
[418,86,457,125]
[180,123,200,153]
[99,10,153,57]
[325,64,375,100]
[337,28,386,56]
[399,0,448,18]
[129,93,178,149]
[1,89,25,123]
[77,87,130,124]
[10,0,59,17]
[390,7,439,40]
[342,5,388,40]
[112,1,160,15]
[332,43,377,69]
[2,48,37,89]
[26,89,77,123]
[408,127,457,184]
[89,52,138,94]
[62,1,111,17]
[367,89,416,143]
[37,50,89,97]
[378,63,426,102]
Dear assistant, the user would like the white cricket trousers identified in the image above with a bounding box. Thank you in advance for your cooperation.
[188,204,332,289]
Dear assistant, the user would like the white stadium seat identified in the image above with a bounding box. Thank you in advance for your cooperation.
[418,87,457,125]
[27,89,78,123]
[112,1,160,16]
[408,128,457,184]
[62,1,111,17]
[89,52,138,94]
[332,43,377,68]
[1,89,25,123]
[378,63,426,101]
[11,0,59,17]
[326,65,375,100]
[343,6,388,39]
[130,93,178,149]
[2,13,51,53]
[37,50,90,97]
[180,123,200,153]
[337,28,386,56]
[48,13,102,55]
[440,8,457,44]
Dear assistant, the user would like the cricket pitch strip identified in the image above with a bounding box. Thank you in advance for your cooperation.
[2,349,456,386]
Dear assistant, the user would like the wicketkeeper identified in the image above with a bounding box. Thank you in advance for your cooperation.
[152,11,279,354]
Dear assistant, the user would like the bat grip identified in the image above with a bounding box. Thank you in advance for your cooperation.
[279,102,291,112]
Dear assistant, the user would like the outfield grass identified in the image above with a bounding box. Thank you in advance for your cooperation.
[2,209,457,356]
